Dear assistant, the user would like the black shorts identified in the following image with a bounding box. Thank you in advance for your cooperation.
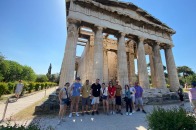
[179,95,184,101]
[116,96,121,105]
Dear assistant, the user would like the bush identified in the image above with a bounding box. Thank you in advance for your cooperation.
[28,82,35,93]
[7,82,16,94]
[147,107,196,130]
[34,83,40,91]
[0,82,8,97]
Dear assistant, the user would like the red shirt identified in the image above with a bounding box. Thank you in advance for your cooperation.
[108,86,116,98]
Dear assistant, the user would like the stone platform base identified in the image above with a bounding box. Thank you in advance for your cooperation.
[34,88,189,114]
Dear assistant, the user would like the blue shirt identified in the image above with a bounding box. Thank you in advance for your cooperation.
[72,82,81,96]
[134,85,143,98]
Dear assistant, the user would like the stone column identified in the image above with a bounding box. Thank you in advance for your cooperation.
[59,19,79,87]
[149,54,156,87]
[137,37,149,88]
[103,49,109,84]
[93,26,103,83]
[164,45,180,91]
[129,53,135,84]
[117,33,129,91]
[152,42,167,88]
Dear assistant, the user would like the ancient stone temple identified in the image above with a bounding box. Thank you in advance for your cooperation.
[59,0,180,92]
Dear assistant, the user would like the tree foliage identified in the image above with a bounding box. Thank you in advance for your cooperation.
[0,53,36,82]
[36,75,49,82]
[46,63,52,81]
[177,66,194,77]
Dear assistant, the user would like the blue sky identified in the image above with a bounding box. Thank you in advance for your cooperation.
[0,0,195,74]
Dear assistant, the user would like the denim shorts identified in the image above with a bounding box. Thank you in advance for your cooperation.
[102,95,108,100]
[60,98,69,106]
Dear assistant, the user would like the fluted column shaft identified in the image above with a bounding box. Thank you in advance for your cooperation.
[117,33,129,91]
[93,27,103,83]
[59,20,79,87]
[165,46,180,91]
[129,53,135,84]
[152,43,167,88]
[137,38,149,88]
[149,54,156,87]
[103,50,109,84]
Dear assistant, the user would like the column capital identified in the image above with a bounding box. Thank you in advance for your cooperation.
[138,37,145,43]
[115,32,126,38]
[92,26,104,32]
[67,18,80,25]
[155,41,161,45]
[163,43,174,50]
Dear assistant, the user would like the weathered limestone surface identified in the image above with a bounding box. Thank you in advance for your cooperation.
[137,38,149,88]
[93,27,104,83]
[152,43,167,89]
[103,50,109,84]
[108,51,117,82]
[117,33,129,91]
[59,21,78,87]
[165,46,180,91]
[149,54,156,87]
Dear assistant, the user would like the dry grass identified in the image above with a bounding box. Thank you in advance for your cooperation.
[13,97,47,120]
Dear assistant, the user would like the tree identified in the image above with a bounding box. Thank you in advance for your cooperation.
[21,66,36,81]
[36,75,49,82]
[46,63,52,81]
[177,66,194,78]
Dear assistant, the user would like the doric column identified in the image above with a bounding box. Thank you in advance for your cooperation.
[137,37,149,88]
[152,42,167,88]
[93,26,103,83]
[129,53,135,84]
[117,33,129,91]
[59,19,79,87]
[103,49,109,84]
[149,54,156,87]
[164,45,180,91]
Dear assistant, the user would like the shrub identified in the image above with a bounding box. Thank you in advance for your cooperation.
[0,82,8,97]
[7,82,16,94]
[34,83,40,91]
[28,82,35,93]
[40,83,44,90]
[147,107,196,130]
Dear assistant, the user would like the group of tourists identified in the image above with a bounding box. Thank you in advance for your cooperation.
[58,77,147,124]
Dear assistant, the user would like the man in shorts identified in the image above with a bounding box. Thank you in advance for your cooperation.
[81,80,91,115]
[69,77,81,117]
[189,82,196,114]
[15,80,24,101]
[134,82,146,114]
[130,83,136,113]
[91,78,101,115]
[115,81,123,115]
[108,81,116,114]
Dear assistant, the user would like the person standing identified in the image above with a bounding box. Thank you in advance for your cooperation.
[101,83,109,115]
[108,81,116,114]
[129,83,136,113]
[15,80,24,101]
[189,82,196,114]
[91,79,101,115]
[81,80,91,116]
[69,77,81,117]
[134,82,146,114]
[115,81,123,115]
[125,84,132,116]
[58,82,70,124]
[178,85,184,106]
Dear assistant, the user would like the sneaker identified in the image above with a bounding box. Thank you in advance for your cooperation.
[110,111,113,114]
[112,111,115,114]
[142,110,147,114]
[136,108,140,111]
[86,112,90,115]
[129,113,132,116]
[76,112,79,117]
[69,113,72,118]
[132,110,135,113]
[126,112,129,116]
[92,111,94,115]
[57,120,61,125]
[96,111,99,115]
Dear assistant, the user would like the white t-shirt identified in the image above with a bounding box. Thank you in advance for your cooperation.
[101,87,108,96]
[130,87,136,97]
[60,88,69,99]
